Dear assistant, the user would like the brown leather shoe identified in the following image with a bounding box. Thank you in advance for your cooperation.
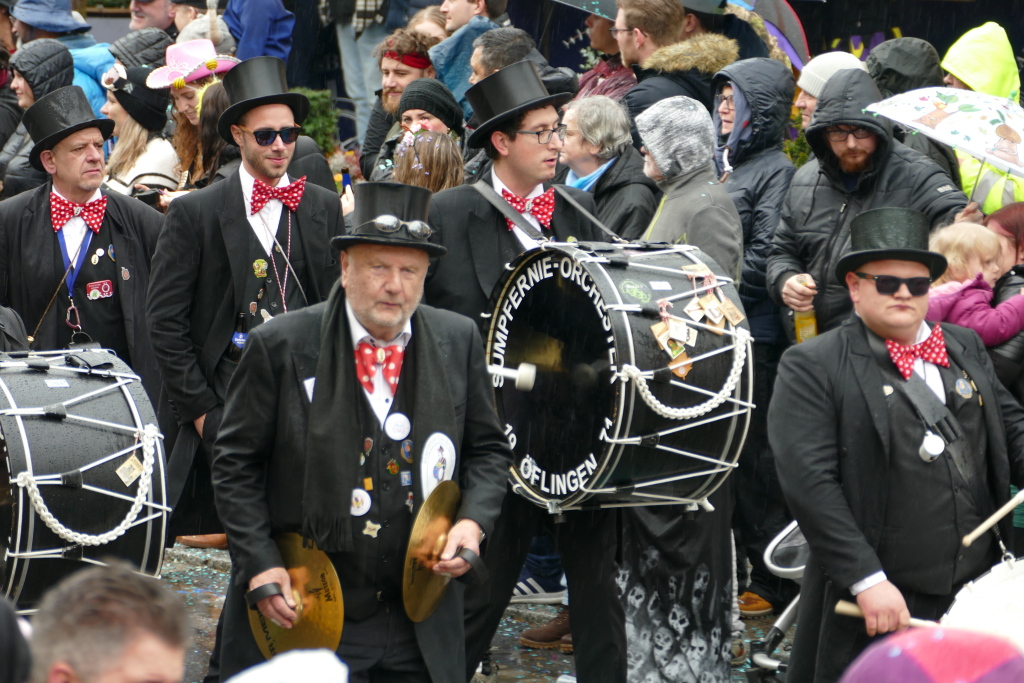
[176,534,228,549]
[519,605,570,649]
[559,632,573,653]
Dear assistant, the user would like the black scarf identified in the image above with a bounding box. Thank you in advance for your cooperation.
[302,281,459,553]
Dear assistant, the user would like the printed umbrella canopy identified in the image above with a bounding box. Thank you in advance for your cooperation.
[866,86,1024,180]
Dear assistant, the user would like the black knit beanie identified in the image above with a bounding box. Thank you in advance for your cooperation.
[111,66,170,132]
[398,79,464,137]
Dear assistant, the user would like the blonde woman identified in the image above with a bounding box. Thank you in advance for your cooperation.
[393,129,464,193]
[101,65,179,196]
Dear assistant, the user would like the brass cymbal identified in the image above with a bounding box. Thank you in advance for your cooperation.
[247,533,343,660]
[403,480,462,623]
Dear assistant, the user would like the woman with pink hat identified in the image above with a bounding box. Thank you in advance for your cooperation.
[146,38,237,192]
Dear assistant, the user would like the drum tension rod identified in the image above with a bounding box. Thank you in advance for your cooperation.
[640,434,660,448]
[61,544,84,561]
[60,470,83,488]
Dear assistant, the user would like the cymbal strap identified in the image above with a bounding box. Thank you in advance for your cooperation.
[456,548,489,585]
[245,582,284,609]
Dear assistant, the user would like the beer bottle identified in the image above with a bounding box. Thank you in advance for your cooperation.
[228,313,247,361]
[793,275,818,344]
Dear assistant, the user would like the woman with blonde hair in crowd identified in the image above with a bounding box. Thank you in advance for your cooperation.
[393,128,464,192]
[408,6,448,42]
[101,65,178,196]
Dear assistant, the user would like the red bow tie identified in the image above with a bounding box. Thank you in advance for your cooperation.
[251,176,307,214]
[355,342,405,395]
[501,187,555,231]
[51,193,107,234]
[886,325,950,380]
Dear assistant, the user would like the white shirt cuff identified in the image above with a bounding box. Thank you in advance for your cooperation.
[850,571,887,595]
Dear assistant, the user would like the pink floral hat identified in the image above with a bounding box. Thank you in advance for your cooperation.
[145,39,238,90]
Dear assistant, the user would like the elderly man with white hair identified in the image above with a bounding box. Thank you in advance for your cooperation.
[555,94,658,240]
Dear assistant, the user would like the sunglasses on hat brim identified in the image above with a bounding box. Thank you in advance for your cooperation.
[356,215,432,240]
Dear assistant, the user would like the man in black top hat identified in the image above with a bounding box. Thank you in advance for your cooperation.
[769,207,1024,683]
[211,182,511,681]
[0,85,165,407]
[146,56,342,546]
[421,60,626,682]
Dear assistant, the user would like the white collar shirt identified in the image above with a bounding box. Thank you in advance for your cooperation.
[52,187,103,266]
[491,171,545,251]
[346,300,413,425]
[910,320,946,404]
[239,164,290,255]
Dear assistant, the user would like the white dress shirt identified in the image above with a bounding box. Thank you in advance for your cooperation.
[346,300,412,425]
[52,187,103,266]
[850,320,945,596]
[239,164,289,255]
[491,171,544,251]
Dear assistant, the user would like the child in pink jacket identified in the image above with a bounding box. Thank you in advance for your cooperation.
[928,222,1024,346]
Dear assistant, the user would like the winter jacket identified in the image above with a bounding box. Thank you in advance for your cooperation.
[573,54,636,102]
[1,41,75,200]
[940,22,1023,213]
[866,37,961,189]
[0,85,21,154]
[644,164,743,281]
[623,33,739,148]
[429,15,499,120]
[721,13,770,61]
[767,69,967,334]
[988,266,1024,399]
[553,146,660,241]
[713,57,795,344]
[56,35,114,118]
[360,98,394,180]
[108,27,173,68]
[927,273,1024,347]
[224,0,294,61]
[104,136,179,195]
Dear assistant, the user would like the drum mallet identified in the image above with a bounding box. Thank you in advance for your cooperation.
[834,600,938,628]
[963,487,1024,547]
[487,363,537,391]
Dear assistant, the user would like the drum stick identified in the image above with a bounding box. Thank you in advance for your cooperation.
[486,363,537,391]
[834,600,938,628]
[963,488,1024,547]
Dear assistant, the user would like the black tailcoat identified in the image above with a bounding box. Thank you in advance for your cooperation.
[424,171,603,321]
[146,170,341,529]
[769,317,1024,683]
[0,181,163,407]
[210,302,511,682]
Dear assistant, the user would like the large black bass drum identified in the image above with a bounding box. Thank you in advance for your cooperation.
[0,350,167,612]
[484,242,751,512]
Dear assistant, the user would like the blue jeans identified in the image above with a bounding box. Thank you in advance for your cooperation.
[335,20,388,143]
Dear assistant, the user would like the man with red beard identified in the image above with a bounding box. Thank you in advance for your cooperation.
[359,28,440,179]
[767,68,969,338]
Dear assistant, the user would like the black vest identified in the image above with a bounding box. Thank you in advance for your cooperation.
[329,340,416,621]
[54,221,130,363]
[240,209,307,323]
[877,356,996,595]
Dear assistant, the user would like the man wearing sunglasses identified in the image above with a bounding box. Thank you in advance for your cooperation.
[767,68,969,342]
[769,207,1024,683]
[146,56,342,553]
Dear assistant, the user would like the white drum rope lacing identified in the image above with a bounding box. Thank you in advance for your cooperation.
[14,423,159,546]
[619,327,750,420]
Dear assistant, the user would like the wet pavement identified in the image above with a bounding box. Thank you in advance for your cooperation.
[161,546,791,683]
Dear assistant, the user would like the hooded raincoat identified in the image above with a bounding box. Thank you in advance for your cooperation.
[767,69,967,334]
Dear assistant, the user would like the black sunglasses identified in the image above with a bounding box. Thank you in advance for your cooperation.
[238,125,302,146]
[855,272,933,297]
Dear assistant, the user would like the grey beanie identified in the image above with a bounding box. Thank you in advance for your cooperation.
[636,96,715,180]
[797,51,868,98]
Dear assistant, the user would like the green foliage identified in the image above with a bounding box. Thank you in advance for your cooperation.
[291,88,340,157]
[783,108,811,168]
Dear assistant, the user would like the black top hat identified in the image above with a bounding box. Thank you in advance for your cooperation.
[835,208,947,283]
[217,56,310,145]
[24,86,114,172]
[466,60,573,148]
[331,183,446,257]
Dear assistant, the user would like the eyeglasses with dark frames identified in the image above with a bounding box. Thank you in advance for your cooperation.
[237,125,302,146]
[716,93,735,110]
[825,127,875,143]
[516,124,567,144]
[608,27,634,37]
[855,272,933,297]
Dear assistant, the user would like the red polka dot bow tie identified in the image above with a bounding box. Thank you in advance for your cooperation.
[50,193,107,234]
[251,175,307,214]
[886,325,950,380]
[501,187,555,231]
[355,342,405,395]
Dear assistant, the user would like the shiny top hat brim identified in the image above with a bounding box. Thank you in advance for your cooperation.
[834,207,948,284]
[217,57,310,145]
[466,60,574,149]
[331,182,445,257]
[332,232,447,257]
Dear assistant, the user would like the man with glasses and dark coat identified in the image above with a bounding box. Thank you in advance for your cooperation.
[422,60,625,683]
[146,56,342,547]
[769,207,1024,683]
[766,68,969,340]
[211,182,511,680]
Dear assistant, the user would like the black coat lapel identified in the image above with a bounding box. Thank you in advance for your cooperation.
[466,189,506,301]
[218,174,253,316]
[846,320,891,460]
[292,190,328,303]
[547,181,578,242]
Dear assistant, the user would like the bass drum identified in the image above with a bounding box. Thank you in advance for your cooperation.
[484,242,751,511]
[943,557,1024,651]
[0,350,167,612]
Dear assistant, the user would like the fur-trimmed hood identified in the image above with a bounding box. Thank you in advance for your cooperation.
[642,33,740,77]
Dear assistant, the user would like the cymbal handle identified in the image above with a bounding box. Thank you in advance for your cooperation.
[433,533,447,559]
